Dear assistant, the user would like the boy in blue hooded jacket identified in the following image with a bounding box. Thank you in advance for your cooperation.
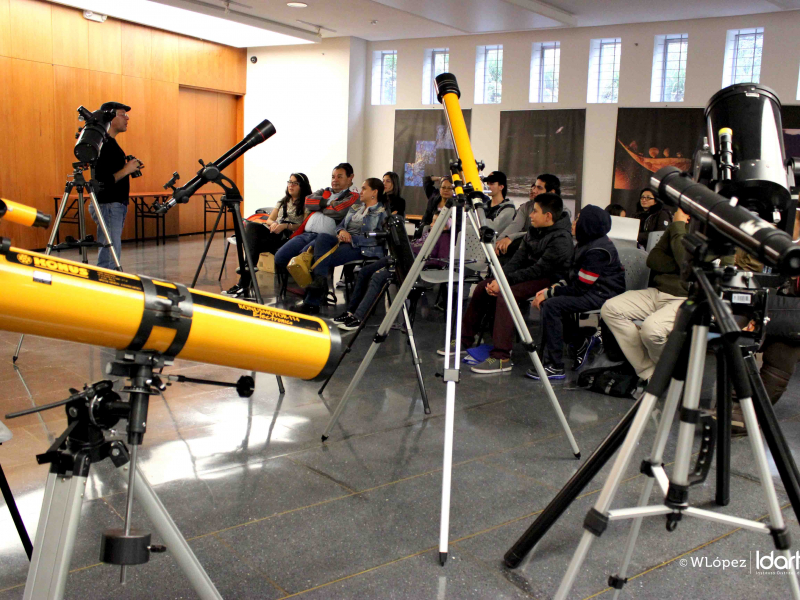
[528,204,626,380]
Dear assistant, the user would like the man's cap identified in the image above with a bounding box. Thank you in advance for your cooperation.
[100,101,131,113]
[484,171,507,187]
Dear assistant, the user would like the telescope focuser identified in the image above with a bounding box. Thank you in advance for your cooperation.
[163,171,179,192]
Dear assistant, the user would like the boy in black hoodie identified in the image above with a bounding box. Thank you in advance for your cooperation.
[528,204,626,380]
[438,193,573,374]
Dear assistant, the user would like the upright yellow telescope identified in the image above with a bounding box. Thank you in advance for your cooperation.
[0,203,340,381]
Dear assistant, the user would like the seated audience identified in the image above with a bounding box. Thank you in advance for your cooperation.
[482,171,515,235]
[529,204,626,380]
[334,256,391,330]
[496,174,561,263]
[605,203,627,217]
[600,208,691,384]
[634,188,672,247]
[438,193,573,374]
[294,178,387,313]
[422,175,454,227]
[383,171,406,216]
[223,173,311,298]
[274,162,360,285]
[415,177,457,266]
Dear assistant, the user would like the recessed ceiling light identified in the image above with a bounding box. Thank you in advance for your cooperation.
[287,2,308,7]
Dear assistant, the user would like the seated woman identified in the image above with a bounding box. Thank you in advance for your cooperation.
[633,187,671,247]
[223,172,311,298]
[295,178,388,314]
[383,171,406,216]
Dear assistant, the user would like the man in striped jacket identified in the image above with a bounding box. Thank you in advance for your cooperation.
[529,204,626,380]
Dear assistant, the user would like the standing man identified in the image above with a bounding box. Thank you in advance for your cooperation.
[495,174,560,264]
[90,101,142,270]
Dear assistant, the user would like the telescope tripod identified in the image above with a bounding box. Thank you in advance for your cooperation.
[188,172,285,393]
[5,351,222,600]
[544,264,800,599]
[316,260,430,414]
[13,163,121,363]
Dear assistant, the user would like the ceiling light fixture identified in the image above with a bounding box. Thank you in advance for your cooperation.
[82,10,107,22]
[50,0,316,47]
[286,2,308,7]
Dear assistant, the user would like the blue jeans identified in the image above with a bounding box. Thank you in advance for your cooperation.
[348,257,390,320]
[304,235,365,306]
[89,202,127,270]
[274,232,318,269]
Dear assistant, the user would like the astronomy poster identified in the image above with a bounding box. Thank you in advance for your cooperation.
[499,109,585,216]
[393,109,471,216]
[611,107,705,214]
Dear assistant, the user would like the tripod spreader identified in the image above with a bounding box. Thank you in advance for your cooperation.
[166,374,255,398]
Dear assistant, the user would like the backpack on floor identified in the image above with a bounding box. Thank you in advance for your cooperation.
[577,352,639,398]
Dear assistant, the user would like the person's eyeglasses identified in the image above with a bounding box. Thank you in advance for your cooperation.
[641,195,655,200]
[441,186,455,191]
[287,181,299,185]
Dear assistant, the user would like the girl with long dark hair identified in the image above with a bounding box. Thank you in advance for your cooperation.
[382,171,405,216]
[223,172,312,298]
[633,187,671,247]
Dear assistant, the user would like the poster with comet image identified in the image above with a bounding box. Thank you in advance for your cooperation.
[611,107,705,213]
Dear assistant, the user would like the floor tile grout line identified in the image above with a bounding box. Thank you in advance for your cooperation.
[211,532,290,596]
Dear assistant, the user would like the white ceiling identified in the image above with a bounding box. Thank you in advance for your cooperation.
[159,0,800,42]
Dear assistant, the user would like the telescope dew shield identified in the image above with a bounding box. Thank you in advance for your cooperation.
[167,119,276,210]
[0,247,340,381]
[705,84,791,215]
[0,199,51,228]
[434,74,484,195]
[651,166,800,275]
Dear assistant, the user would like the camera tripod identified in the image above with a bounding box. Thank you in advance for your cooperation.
[536,249,800,598]
[5,351,223,600]
[13,163,121,363]
[316,258,430,414]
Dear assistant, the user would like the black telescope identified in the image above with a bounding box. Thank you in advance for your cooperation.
[651,166,800,275]
[74,105,116,164]
[156,119,276,214]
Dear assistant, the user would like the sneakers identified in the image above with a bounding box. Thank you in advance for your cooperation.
[338,315,362,331]
[221,284,245,297]
[437,340,469,357]
[333,312,352,324]
[525,364,566,380]
[572,333,601,371]
[470,357,513,374]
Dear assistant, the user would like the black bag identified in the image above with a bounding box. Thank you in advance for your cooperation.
[765,293,800,342]
[577,351,639,398]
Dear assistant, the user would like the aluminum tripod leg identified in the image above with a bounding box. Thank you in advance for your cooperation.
[87,188,122,271]
[465,210,580,457]
[121,463,222,600]
[611,378,685,599]
[76,192,88,264]
[192,206,226,288]
[439,202,468,566]
[321,205,453,439]
[402,301,430,414]
[23,470,87,600]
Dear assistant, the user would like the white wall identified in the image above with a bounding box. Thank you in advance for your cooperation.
[243,37,367,213]
[364,11,800,208]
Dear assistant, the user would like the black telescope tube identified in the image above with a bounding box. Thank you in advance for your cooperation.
[434,73,460,103]
[160,119,276,212]
[651,166,800,275]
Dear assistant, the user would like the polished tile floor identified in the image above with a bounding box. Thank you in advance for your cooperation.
[1,235,800,599]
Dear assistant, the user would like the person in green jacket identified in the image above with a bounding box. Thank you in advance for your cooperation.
[600,207,691,382]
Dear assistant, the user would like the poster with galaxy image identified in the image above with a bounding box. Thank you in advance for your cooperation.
[393,109,471,216]
[611,107,705,214]
[499,109,585,216]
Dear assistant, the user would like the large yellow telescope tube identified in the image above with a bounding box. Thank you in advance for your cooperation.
[0,246,340,381]
[434,73,484,195]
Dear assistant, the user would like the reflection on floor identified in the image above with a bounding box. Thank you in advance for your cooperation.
[1,234,800,599]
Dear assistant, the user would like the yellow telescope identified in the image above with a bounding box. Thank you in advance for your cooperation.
[0,203,340,381]
[0,199,51,229]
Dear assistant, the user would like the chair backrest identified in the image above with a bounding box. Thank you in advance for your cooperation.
[616,245,650,291]
[460,224,488,272]
[646,230,665,252]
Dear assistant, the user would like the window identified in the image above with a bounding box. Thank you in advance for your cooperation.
[651,34,688,102]
[474,45,503,104]
[722,28,763,87]
[530,41,560,103]
[422,48,449,105]
[587,38,621,104]
[371,50,397,105]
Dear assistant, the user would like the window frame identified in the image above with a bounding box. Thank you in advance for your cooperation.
[530,41,560,103]
[474,44,503,104]
[587,37,622,104]
[371,49,397,106]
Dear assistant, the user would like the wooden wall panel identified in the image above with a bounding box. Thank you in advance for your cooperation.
[87,18,121,74]
[51,3,88,69]
[10,0,51,63]
[150,29,180,84]
[121,22,151,80]
[177,87,200,234]
[0,0,13,57]
[0,57,18,210]
[148,79,180,236]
